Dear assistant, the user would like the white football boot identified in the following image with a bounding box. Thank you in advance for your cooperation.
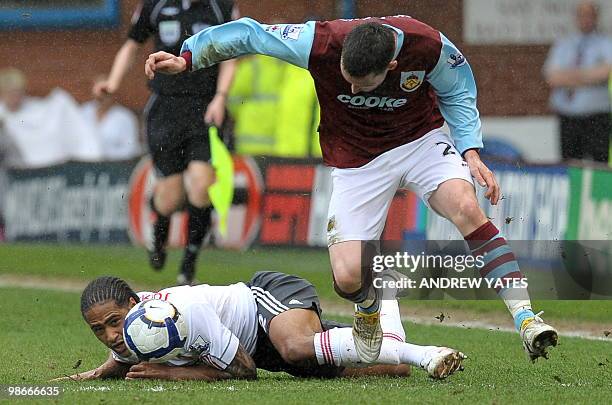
[520,311,558,362]
[352,305,383,363]
[421,347,467,379]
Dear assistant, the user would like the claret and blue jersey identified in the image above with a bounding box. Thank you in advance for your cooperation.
[181,16,483,168]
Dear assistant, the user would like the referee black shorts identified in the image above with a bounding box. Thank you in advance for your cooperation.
[144,93,212,177]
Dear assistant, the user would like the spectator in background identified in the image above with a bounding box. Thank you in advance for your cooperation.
[543,0,612,163]
[81,76,142,161]
[0,68,102,167]
[0,68,26,168]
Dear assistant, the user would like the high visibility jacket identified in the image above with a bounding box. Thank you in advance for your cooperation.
[228,55,321,157]
[275,63,321,158]
[228,55,286,156]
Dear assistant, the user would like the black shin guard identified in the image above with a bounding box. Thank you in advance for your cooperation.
[186,203,212,254]
[179,204,212,282]
[150,197,170,252]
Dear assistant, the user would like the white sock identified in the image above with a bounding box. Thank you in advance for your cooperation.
[380,299,405,342]
[314,327,434,368]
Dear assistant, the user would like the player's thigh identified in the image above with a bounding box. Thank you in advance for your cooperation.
[327,157,401,246]
[428,178,487,235]
[249,271,323,363]
[268,309,322,363]
[401,131,474,209]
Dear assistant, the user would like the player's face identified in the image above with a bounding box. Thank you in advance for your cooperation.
[340,60,398,94]
[84,298,137,357]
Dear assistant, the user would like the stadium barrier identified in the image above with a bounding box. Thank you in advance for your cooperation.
[1,157,610,249]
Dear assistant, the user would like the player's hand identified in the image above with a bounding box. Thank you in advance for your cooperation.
[464,150,500,205]
[145,51,187,79]
[204,93,227,127]
[49,370,96,382]
[126,363,174,380]
[92,80,117,97]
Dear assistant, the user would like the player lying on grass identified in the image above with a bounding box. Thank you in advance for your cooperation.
[56,274,465,382]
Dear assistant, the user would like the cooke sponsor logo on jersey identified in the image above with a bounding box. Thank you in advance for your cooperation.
[337,94,408,109]
[400,71,425,92]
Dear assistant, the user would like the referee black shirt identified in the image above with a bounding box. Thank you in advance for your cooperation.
[129,0,235,97]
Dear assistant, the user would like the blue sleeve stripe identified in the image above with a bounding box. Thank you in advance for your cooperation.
[427,33,483,154]
[182,18,315,70]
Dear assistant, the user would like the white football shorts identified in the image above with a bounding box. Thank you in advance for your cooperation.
[326,129,474,246]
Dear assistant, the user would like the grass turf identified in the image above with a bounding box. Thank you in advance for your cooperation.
[1,243,612,404]
[1,287,611,404]
[1,243,611,323]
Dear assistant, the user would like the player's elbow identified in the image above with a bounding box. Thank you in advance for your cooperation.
[235,364,257,380]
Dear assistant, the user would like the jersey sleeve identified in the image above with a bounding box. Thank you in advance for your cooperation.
[181,17,315,70]
[183,302,240,370]
[426,33,483,155]
[128,0,155,44]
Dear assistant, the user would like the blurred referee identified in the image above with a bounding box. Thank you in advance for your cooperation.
[94,0,238,284]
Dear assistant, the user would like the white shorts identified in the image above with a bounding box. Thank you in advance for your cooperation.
[326,129,473,246]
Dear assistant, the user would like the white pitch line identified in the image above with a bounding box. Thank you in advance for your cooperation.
[1,275,609,341]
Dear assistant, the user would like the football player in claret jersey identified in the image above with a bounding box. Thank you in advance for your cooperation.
[57,275,466,382]
[144,15,558,364]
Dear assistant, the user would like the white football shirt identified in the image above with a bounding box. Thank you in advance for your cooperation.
[112,282,258,370]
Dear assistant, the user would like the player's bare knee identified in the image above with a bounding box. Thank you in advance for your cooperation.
[453,198,485,227]
[154,193,181,216]
[186,185,210,207]
[331,261,362,294]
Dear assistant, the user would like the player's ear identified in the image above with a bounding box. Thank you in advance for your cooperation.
[128,297,137,309]
[388,60,398,71]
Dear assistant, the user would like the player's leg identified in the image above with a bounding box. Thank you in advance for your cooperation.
[177,102,216,285]
[149,174,185,268]
[586,113,611,163]
[267,308,412,378]
[416,131,557,360]
[327,160,401,363]
[251,272,463,379]
[559,115,584,161]
[180,160,215,285]
[145,94,186,270]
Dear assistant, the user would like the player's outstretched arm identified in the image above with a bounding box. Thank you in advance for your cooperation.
[180,17,314,71]
[51,352,132,381]
[125,345,257,381]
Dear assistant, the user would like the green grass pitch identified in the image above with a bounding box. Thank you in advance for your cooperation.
[0,244,611,404]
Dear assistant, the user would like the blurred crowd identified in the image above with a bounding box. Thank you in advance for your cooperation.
[0,1,610,171]
[0,55,321,171]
